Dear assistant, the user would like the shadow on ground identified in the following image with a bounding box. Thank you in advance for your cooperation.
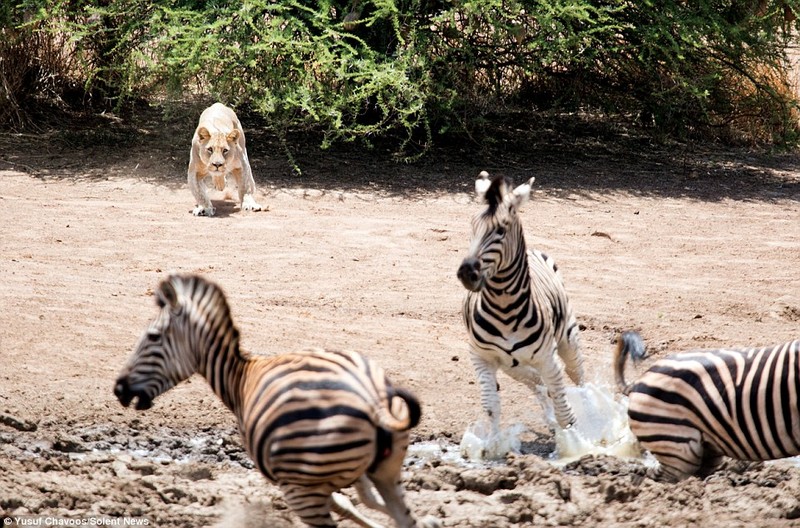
[1,103,798,203]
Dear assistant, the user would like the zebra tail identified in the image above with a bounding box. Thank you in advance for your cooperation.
[394,387,422,430]
[378,386,422,432]
[369,387,422,473]
[614,330,647,395]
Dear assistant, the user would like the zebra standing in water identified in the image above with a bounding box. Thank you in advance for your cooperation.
[457,171,585,448]
[616,331,800,482]
[114,273,439,528]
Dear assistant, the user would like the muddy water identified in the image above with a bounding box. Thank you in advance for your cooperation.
[5,418,800,528]
[0,424,255,469]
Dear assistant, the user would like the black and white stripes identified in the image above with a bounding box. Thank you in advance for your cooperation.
[616,332,800,481]
[114,273,439,528]
[457,171,585,442]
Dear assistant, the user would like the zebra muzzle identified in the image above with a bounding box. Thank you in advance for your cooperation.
[114,378,154,411]
[457,258,483,292]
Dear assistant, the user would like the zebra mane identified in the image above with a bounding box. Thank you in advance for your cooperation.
[161,274,238,338]
[484,175,510,215]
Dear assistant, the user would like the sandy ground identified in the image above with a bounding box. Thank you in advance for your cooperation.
[1,114,800,526]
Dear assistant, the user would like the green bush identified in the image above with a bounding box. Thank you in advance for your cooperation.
[5,0,800,149]
[12,0,432,156]
[0,3,82,127]
[425,0,800,145]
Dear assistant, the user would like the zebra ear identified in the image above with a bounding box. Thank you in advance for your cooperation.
[157,278,180,311]
[511,177,536,208]
[475,171,492,201]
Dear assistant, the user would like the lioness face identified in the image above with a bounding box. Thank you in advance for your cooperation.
[197,126,240,179]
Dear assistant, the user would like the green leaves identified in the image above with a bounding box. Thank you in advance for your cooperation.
[7,0,800,148]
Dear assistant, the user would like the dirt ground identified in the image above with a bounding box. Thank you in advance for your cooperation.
[1,106,800,527]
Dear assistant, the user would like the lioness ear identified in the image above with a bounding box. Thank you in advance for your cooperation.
[511,177,536,208]
[475,171,492,202]
[226,129,239,143]
[197,127,211,141]
[157,278,180,311]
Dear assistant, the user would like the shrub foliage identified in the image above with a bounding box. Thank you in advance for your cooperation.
[3,0,800,148]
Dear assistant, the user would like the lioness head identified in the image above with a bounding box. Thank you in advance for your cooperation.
[197,127,240,190]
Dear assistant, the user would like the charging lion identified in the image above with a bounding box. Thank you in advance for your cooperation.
[188,103,262,216]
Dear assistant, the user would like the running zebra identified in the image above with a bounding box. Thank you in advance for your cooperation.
[616,331,800,482]
[114,273,439,528]
[457,171,585,445]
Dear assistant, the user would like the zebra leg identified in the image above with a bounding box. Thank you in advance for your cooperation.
[354,475,389,514]
[697,445,725,477]
[642,434,705,482]
[470,353,501,435]
[557,322,584,385]
[368,477,414,528]
[355,479,441,527]
[536,348,576,429]
[330,492,383,528]
[369,474,441,528]
[503,363,555,425]
[365,429,441,528]
[280,484,337,528]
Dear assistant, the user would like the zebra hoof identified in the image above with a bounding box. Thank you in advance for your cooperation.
[419,515,442,528]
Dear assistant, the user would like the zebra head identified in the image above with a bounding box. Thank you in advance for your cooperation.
[457,171,535,292]
[114,275,202,410]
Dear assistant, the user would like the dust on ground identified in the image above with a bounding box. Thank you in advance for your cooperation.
[1,105,800,527]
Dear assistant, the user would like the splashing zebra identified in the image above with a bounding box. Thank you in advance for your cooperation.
[616,331,800,481]
[457,171,585,452]
[114,273,440,528]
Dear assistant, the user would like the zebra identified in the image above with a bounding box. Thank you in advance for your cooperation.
[456,171,585,446]
[114,273,440,528]
[615,330,800,482]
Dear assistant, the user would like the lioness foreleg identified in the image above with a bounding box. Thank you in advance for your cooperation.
[188,169,215,216]
[237,149,262,212]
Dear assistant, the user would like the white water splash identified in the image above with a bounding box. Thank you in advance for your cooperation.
[459,421,527,461]
[552,383,640,462]
[457,383,641,463]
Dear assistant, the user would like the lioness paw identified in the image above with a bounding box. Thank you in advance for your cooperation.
[192,205,216,217]
[242,195,262,212]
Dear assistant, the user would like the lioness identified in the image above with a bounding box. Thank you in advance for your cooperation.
[188,103,262,216]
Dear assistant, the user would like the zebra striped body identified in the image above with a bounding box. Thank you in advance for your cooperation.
[616,332,800,481]
[457,172,584,445]
[114,274,439,528]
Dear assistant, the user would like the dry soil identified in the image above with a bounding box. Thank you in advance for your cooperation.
[1,108,800,527]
